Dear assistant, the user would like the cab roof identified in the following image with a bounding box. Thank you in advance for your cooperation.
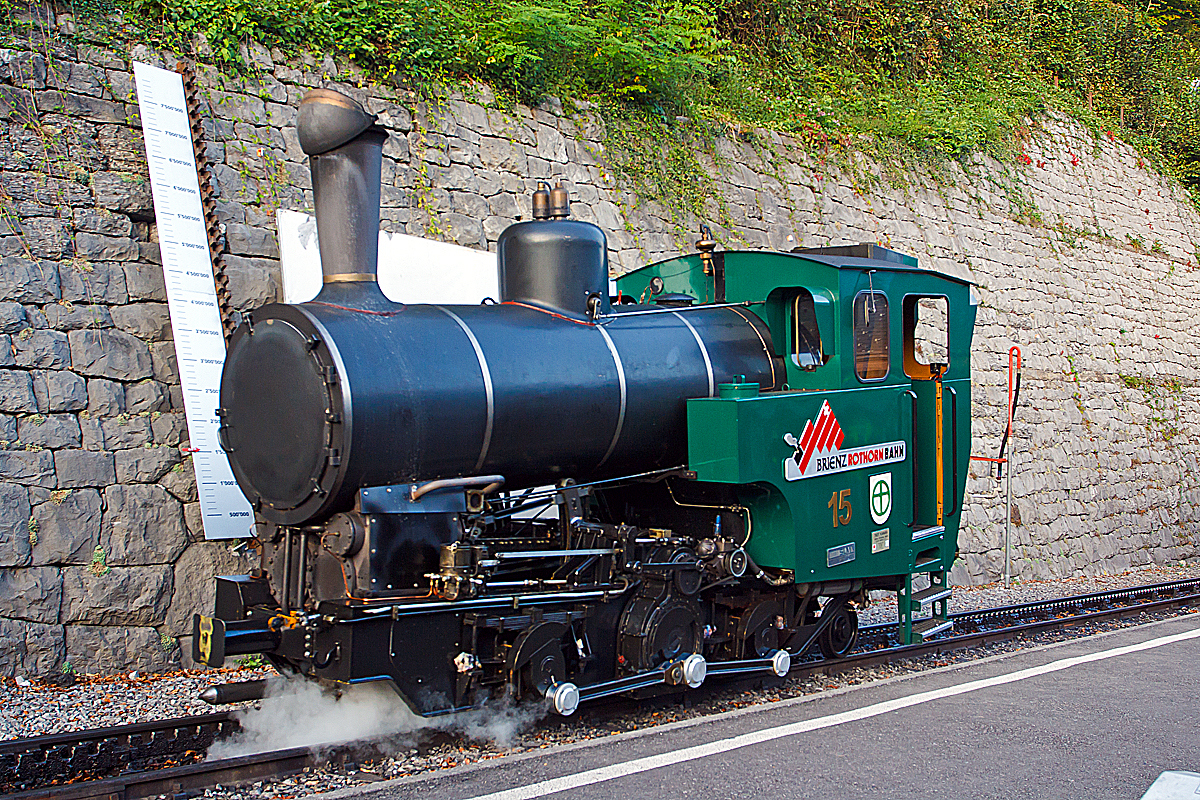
[786,243,976,286]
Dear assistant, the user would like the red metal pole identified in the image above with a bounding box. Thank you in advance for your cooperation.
[1007,346,1022,439]
[1005,345,1022,588]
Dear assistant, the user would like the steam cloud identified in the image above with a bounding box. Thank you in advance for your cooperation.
[206,678,546,760]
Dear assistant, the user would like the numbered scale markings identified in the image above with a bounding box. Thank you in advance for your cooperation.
[134,62,253,539]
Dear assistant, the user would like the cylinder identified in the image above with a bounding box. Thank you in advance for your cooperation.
[219,301,783,525]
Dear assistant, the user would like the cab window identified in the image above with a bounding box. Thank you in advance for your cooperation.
[853,291,889,381]
[903,295,949,379]
[790,290,823,371]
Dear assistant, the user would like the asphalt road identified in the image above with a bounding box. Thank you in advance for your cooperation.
[317,614,1200,800]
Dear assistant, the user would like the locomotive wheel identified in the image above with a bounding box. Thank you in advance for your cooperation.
[521,648,566,698]
[508,622,569,698]
[735,599,784,659]
[619,594,703,672]
[817,601,859,659]
[647,600,702,665]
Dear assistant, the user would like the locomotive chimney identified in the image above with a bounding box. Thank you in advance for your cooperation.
[297,89,388,303]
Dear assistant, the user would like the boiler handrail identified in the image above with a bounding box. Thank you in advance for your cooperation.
[411,475,505,501]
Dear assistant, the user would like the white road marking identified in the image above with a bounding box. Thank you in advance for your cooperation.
[464,624,1200,800]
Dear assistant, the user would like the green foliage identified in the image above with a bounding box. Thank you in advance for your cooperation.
[56,0,1200,195]
[123,0,721,105]
[88,545,109,576]
[599,103,729,240]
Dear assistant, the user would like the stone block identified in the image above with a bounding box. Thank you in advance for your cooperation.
[65,624,176,674]
[42,303,112,331]
[0,257,59,303]
[0,49,47,88]
[166,542,253,636]
[13,329,69,369]
[139,241,161,264]
[0,172,90,207]
[110,303,171,341]
[226,223,279,258]
[183,501,202,536]
[0,617,65,677]
[60,261,128,304]
[209,90,266,122]
[62,565,173,626]
[382,131,410,161]
[35,90,125,123]
[125,380,169,414]
[488,193,520,219]
[0,370,37,412]
[0,415,15,443]
[86,378,125,417]
[59,61,106,97]
[116,446,179,483]
[31,487,101,569]
[443,213,483,247]
[160,461,197,503]
[478,137,527,173]
[18,414,81,449]
[52,450,114,489]
[19,217,71,259]
[102,484,187,566]
[80,415,152,450]
[223,256,280,310]
[450,192,488,219]
[0,84,36,120]
[124,262,167,302]
[91,172,153,217]
[0,566,61,623]
[210,162,246,200]
[483,215,510,242]
[381,185,410,209]
[0,302,26,334]
[0,482,31,567]
[0,449,55,487]
[22,304,47,328]
[75,232,138,261]
[95,124,147,173]
[150,341,178,385]
[69,329,152,380]
[73,208,133,237]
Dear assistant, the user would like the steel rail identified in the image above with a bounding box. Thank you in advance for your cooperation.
[805,577,1200,678]
[855,575,1200,641]
[0,711,238,796]
[5,577,1199,800]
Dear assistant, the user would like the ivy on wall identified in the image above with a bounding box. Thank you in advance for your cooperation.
[22,0,1192,203]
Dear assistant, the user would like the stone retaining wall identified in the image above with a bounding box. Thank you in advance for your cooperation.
[0,6,1196,676]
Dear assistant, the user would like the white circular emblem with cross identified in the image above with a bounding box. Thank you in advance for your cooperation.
[869,472,892,524]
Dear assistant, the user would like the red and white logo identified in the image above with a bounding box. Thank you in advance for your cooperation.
[783,401,906,481]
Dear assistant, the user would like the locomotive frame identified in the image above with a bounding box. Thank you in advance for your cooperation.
[193,89,977,717]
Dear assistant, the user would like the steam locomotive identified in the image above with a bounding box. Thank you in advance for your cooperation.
[194,88,977,716]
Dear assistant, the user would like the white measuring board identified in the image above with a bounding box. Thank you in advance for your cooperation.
[134,62,254,540]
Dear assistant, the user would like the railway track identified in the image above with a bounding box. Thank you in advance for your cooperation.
[6,576,1199,800]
